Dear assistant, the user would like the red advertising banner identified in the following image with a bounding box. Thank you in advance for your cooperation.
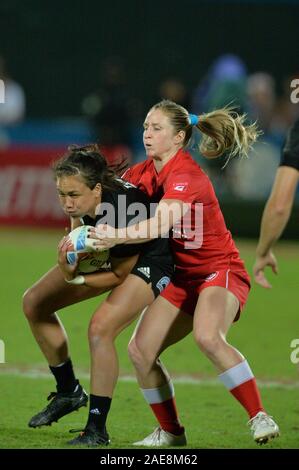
[0,146,68,227]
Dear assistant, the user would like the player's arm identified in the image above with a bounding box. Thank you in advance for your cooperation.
[89,198,188,248]
[58,234,138,288]
[82,255,138,289]
[253,166,298,288]
[256,166,298,257]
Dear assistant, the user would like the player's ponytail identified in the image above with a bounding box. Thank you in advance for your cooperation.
[152,100,259,164]
[196,108,259,162]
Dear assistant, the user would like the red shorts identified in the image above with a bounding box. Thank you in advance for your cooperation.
[160,269,251,321]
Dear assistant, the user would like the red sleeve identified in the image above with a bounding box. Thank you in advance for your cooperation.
[121,167,132,182]
[121,165,141,187]
[162,171,204,203]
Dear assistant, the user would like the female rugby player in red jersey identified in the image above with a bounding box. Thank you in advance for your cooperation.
[90,100,279,446]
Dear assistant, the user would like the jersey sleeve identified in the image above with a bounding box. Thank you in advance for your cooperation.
[280,118,299,171]
[121,167,133,182]
[121,163,143,186]
[161,171,205,203]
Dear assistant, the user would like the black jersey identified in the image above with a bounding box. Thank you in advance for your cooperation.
[82,179,171,260]
[280,118,299,171]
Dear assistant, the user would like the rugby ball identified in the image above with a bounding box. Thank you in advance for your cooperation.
[67,225,94,253]
[66,225,110,273]
[67,251,110,273]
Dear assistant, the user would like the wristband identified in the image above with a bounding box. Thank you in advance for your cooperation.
[65,275,85,285]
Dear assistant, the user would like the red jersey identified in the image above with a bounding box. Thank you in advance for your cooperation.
[122,149,246,277]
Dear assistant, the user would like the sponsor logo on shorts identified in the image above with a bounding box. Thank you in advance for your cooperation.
[156,276,171,293]
[205,271,219,282]
[137,267,151,278]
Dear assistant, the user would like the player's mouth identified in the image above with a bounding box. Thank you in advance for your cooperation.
[65,210,78,215]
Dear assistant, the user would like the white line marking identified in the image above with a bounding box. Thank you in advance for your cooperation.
[0,367,298,389]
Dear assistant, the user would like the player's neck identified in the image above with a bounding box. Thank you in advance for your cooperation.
[153,148,180,172]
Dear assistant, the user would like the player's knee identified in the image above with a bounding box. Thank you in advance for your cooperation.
[194,330,222,356]
[128,337,154,372]
[22,288,38,320]
[88,316,114,345]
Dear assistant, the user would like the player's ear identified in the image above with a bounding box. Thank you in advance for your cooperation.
[94,183,102,196]
[174,130,185,144]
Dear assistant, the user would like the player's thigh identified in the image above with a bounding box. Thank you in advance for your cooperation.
[132,296,193,358]
[24,265,104,314]
[90,274,155,336]
[193,286,239,337]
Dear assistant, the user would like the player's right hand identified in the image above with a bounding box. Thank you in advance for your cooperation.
[57,236,78,281]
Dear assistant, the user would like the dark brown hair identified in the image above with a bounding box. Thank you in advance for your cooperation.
[52,144,127,191]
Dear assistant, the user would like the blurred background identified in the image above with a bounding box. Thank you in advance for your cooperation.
[0,0,298,236]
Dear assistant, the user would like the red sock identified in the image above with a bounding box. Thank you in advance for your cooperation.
[230,378,264,418]
[150,397,184,435]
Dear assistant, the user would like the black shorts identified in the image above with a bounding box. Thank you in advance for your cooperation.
[131,253,174,298]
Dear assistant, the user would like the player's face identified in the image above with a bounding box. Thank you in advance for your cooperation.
[56,175,101,218]
[143,109,182,160]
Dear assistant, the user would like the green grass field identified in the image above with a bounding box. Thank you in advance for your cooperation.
[0,228,298,449]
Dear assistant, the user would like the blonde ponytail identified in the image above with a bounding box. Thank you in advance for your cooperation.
[151,100,260,165]
[197,108,260,161]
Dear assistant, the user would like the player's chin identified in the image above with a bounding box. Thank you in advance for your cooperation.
[66,210,81,217]
[145,147,154,157]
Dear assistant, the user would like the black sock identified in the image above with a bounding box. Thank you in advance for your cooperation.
[49,358,78,393]
[86,394,112,432]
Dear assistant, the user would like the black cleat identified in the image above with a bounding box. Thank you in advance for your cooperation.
[68,425,110,447]
[28,383,88,428]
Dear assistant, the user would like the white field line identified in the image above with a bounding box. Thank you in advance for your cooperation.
[0,366,299,389]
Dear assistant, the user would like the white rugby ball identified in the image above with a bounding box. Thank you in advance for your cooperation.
[67,225,94,253]
[66,225,110,273]
[67,251,110,273]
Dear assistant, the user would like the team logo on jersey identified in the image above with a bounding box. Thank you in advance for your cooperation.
[172,182,188,192]
[205,272,219,282]
[156,276,171,293]
[137,267,151,279]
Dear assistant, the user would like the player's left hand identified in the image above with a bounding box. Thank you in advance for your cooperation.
[253,251,278,289]
[87,225,126,250]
